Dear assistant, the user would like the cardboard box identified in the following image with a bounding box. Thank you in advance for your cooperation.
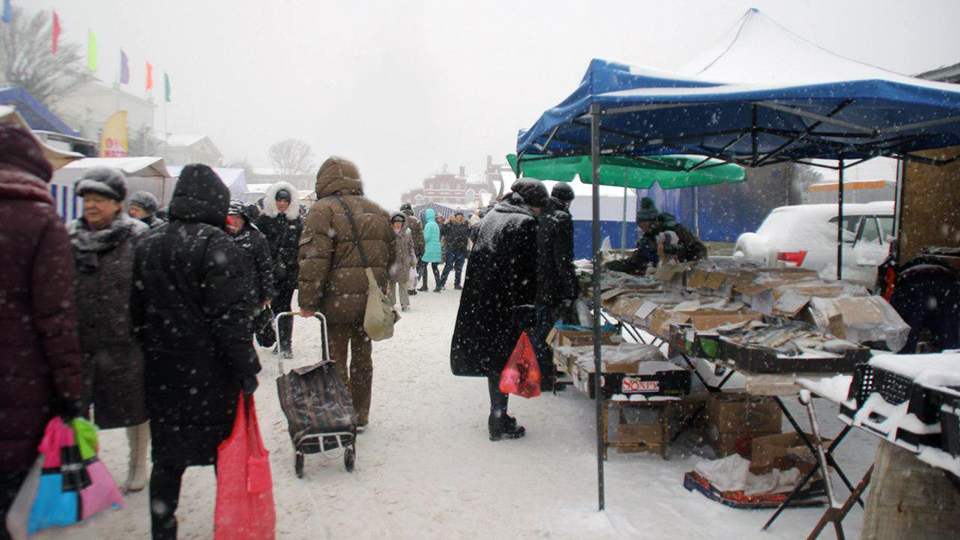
[572,359,691,400]
[749,431,831,475]
[547,327,619,349]
[705,393,783,434]
[804,296,911,349]
[649,306,764,338]
[707,431,769,458]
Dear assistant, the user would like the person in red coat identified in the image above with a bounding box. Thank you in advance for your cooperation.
[0,124,84,536]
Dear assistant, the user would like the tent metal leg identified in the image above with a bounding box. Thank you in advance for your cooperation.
[590,103,605,512]
[837,157,845,281]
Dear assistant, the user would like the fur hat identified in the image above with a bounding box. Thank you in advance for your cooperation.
[400,202,413,214]
[636,197,659,222]
[129,191,159,213]
[551,183,575,202]
[511,178,549,209]
[75,167,127,202]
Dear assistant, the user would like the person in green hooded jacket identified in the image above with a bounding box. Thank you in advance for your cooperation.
[606,197,707,275]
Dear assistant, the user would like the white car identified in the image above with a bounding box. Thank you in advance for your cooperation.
[734,201,895,286]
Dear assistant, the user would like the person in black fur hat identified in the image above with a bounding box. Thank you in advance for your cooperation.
[131,164,261,540]
[128,191,165,229]
[450,178,547,441]
[533,182,578,390]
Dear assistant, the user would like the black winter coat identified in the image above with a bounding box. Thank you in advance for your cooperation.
[536,197,578,309]
[451,194,538,377]
[256,213,303,290]
[67,214,148,429]
[132,167,261,467]
[231,223,276,307]
[442,221,471,252]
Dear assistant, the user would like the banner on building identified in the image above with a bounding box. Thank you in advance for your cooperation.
[99,111,128,157]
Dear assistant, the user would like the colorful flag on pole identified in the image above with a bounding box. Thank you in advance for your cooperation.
[145,62,154,91]
[120,50,130,84]
[3,0,12,24]
[87,29,98,71]
[164,72,171,103]
[52,11,61,53]
[99,111,128,157]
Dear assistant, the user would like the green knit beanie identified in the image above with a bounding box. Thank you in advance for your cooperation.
[637,197,659,222]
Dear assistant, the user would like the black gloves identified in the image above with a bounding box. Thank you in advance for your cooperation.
[510,304,536,333]
[60,400,85,422]
[240,377,259,396]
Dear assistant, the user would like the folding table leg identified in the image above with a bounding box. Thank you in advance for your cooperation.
[807,466,873,540]
[774,397,862,505]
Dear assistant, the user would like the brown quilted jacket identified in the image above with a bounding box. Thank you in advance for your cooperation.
[297,158,396,325]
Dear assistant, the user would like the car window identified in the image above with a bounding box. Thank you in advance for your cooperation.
[858,217,881,244]
[878,216,894,238]
[828,215,861,242]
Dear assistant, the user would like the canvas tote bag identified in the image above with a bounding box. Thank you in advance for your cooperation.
[334,196,397,341]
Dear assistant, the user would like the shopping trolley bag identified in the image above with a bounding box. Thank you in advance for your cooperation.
[277,361,358,451]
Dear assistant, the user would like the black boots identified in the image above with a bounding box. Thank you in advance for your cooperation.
[489,414,525,441]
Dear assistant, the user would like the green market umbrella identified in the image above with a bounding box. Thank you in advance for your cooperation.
[507,153,745,249]
[506,154,745,189]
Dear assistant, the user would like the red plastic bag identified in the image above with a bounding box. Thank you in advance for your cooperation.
[499,332,542,398]
[214,394,275,540]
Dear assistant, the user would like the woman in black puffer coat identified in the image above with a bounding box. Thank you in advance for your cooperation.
[131,164,261,540]
[450,179,548,442]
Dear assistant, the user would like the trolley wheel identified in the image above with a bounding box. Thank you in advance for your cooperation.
[295,453,305,478]
[344,446,356,473]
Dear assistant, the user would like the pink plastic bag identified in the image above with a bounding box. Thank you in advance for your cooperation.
[214,394,275,540]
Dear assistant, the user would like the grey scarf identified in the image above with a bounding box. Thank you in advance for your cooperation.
[68,213,145,272]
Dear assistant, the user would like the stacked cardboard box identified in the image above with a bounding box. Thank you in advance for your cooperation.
[704,393,783,457]
[749,431,831,475]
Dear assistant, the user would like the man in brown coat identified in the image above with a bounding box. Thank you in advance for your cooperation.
[298,157,396,430]
[0,124,84,531]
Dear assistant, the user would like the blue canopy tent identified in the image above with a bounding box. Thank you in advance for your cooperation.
[517,8,960,512]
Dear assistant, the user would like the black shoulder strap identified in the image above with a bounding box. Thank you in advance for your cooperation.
[333,196,370,269]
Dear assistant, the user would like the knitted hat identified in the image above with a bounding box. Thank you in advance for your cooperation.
[275,188,292,202]
[511,178,549,208]
[551,182,575,202]
[400,203,413,214]
[636,197,659,222]
[75,167,127,202]
[129,191,159,213]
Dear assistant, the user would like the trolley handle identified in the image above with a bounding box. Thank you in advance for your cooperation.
[273,311,331,373]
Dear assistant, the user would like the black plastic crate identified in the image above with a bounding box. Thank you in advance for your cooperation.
[718,337,869,374]
[938,391,960,459]
[843,364,945,448]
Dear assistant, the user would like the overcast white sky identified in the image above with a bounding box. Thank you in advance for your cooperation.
[28,0,960,207]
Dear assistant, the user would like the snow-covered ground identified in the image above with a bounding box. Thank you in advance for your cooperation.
[37,289,878,539]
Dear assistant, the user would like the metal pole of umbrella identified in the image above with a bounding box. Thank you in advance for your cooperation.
[590,103,605,512]
[694,185,700,237]
[622,168,628,253]
[836,156,845,281]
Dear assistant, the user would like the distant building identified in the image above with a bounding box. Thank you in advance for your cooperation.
[159,134,224,167]
[401,155,508,207]
[55,80,157,156]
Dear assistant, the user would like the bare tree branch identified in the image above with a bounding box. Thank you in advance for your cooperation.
[0,7,90,112]
[268,138,315,176]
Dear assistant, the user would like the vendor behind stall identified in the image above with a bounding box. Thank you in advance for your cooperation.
[605,197,707,275]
